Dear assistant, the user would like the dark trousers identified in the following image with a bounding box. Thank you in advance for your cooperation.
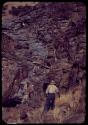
[44,93,55,112]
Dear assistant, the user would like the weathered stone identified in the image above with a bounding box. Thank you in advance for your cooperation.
[2,2,86,124]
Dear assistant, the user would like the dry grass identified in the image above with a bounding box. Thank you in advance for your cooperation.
[2,85,84,123]
[56,85,82,109]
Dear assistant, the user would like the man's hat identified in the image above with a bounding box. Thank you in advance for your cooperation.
[50,80,56,85]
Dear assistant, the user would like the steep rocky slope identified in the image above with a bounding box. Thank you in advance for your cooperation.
[2,2,86,123]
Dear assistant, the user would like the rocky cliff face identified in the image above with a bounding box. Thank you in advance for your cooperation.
[2,2,86,123]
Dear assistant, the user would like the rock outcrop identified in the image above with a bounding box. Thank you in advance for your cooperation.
[2,2,86,123]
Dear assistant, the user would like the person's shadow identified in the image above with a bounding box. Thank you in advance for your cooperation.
[2,97,22,107]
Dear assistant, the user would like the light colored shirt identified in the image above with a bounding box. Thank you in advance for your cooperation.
[46,84,59,94]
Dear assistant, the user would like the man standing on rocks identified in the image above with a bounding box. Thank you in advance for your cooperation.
[13,78,29,104]
[43,80,60,113]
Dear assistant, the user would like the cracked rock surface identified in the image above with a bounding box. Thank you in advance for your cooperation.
[2,2,86,123]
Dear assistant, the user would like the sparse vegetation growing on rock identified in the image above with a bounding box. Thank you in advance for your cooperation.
[2,2,86,123]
